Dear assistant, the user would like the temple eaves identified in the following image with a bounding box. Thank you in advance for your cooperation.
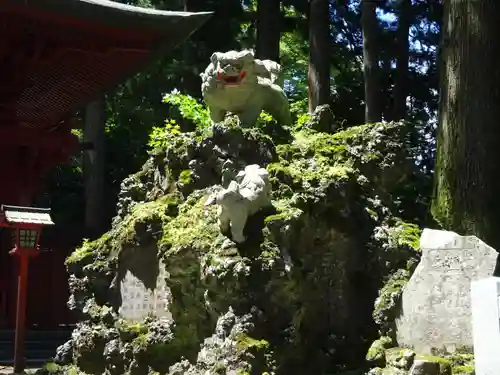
[6,0,213,35]
[0,1,213,127]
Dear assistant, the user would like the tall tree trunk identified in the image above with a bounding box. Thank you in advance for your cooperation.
[308,0,331,113]
[393,0,411,120]
[182,0,203,96]
[256,0,281,61]
[432,0,500,251]
[83,98,106,239]
[361,0,381,123]
[381,59,393,121]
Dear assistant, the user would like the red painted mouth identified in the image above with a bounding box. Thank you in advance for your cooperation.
[218,71,247,85]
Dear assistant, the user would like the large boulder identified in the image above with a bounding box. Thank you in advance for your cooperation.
[59,118,426,375]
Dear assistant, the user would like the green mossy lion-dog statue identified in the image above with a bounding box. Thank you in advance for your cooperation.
[200,49,292,128]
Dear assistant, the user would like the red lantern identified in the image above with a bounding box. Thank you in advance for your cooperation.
[0,205,54,372]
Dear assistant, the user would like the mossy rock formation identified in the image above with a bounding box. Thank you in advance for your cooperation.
[51,118,428,375]
[366,349,475,375]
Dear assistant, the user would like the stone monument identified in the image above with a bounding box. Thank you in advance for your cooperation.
[471,277,500,375]
[396,228,498,353]
[118,262,173,322]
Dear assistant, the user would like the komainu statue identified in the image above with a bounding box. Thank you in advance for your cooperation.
[200,49,292,128]
[205,164,272,244]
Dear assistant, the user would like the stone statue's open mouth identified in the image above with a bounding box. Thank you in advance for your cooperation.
[218,71,247,85]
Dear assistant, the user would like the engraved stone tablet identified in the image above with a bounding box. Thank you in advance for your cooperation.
[118,262,173,322]
[396,229,498,354]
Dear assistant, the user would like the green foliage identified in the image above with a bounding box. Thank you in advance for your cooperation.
[289,99,312,129]
[178,169,193,185]
[71,128,83,139]
[280,31,309,100]
[163,90,212,129]
[150,91,296,153]
[147,91,214,152]
[148,119,182,151]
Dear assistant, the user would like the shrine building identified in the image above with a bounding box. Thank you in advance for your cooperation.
[0,0,211,366]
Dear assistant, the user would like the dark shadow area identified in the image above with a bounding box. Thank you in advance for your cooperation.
[493,254,500,277]
[236,205,278,258]
[257,121,295,145]
[118,243,161,293]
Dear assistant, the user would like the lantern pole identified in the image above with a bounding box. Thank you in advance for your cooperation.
[10,231,39,374]
[12,249,30,374]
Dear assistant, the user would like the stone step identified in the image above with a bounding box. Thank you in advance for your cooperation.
[0,358,48,366]
[0,329,72,365]
[0,350,56,360]
[0,329,73,341]
[0,340,63,348]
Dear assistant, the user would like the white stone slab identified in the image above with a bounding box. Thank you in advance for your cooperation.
[471,277,500,375]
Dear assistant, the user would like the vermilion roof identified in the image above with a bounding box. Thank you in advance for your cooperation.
[0,0,212,129]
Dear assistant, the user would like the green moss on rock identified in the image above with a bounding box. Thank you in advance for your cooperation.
[367,351,475,375]
[160,191,221,251]
[370,220,421,342]
[453,365,474,374]
[366,336,393,366]
[384,347,415,370]
[235,333,270,353]
[371,352,475,375]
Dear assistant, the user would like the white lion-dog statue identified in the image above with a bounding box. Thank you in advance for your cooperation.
[205,164,272,244]
[200,49,292,128]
